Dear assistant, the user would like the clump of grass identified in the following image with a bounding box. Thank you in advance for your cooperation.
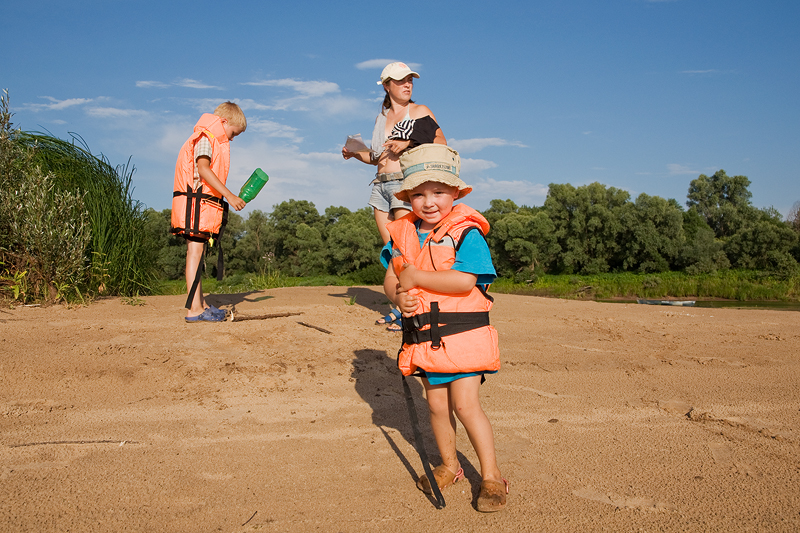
[1,90,157,303]
[17,131,158,297]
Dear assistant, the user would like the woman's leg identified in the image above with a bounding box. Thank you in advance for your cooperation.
[391,207,411,222]
[373,208,391,245]
[449,375,503,482]
[422,380,460,473]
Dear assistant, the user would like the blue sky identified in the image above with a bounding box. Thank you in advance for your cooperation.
[4,0,799,217]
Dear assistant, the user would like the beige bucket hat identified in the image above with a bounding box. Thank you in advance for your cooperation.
[395,144,472,202]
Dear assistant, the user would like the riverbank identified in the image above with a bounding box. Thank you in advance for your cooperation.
[2,287,798,531]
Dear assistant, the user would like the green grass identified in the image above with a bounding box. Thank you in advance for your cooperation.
[152,269,800,302]
[490,270,800,301]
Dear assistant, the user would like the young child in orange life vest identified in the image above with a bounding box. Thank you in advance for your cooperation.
[380,143,508,512]
[170,102,247,322]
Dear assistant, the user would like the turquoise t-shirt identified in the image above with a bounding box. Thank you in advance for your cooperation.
[381,221,498,384]
[380,223,497,284]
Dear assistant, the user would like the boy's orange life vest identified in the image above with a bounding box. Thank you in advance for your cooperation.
[170,113,231,239]
[387,203,500,377]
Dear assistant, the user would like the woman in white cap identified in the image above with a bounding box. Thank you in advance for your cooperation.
[343,61,446,330]
[342,61,446,245]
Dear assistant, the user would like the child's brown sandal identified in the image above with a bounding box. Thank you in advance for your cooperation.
[416,465,464,494]
[476,478,509,512]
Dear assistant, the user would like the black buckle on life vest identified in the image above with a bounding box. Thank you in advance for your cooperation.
[401,305,490,346]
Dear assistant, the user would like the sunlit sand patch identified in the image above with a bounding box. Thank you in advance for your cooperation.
[572,486,677,511]
[495,384,575,399]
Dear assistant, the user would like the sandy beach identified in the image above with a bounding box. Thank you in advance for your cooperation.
[1,286,798,532]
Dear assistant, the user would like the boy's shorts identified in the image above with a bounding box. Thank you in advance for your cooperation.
[368,177,412,212]
[182,234,208,243]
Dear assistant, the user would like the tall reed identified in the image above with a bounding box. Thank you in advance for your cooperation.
[17,132,157,296]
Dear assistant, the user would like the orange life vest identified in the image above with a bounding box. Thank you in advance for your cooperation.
[387,203,500,377]
[170,113,230,239]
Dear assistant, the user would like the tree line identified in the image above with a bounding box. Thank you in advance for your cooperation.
[3,87,799,304]
[144,169,800,285]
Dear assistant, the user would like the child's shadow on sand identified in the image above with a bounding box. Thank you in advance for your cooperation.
[329,287,392,316]
[351,348,479,506]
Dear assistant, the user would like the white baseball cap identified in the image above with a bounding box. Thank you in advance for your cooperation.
[378,62,420,85]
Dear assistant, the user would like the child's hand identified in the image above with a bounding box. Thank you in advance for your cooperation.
[397,264,418,292]
[228,195,246,211]
[395,286,419,315]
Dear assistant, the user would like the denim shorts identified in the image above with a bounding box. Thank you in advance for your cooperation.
[368,179,412,212]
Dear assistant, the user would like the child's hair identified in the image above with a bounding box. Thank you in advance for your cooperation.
[213,101,247,130]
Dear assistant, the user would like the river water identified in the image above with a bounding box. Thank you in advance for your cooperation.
[599,300,800,312]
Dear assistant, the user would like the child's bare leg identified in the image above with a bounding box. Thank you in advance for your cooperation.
[185,240,206,316]
[423,380,460,473]
[449,375,503,482]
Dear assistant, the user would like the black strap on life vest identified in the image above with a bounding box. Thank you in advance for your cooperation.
[215,202,229,280]
[173,185,225,239]
[401,302,490,348]
[401,373,446,509]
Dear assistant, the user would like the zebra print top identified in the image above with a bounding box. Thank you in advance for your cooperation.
[387,115,440,149]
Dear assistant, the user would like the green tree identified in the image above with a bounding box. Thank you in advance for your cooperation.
[226,210,269,274]
[488,211,560,279]
[616,194,685,273]
[686,170,757,239]
[678,208,730,274]
[142,208,186,280]
[724,207,798,273]
[544,182,629,274]
[267,200,323,274]
[326,207,383,275]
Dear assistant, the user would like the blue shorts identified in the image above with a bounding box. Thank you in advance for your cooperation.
[369,180,412,212]
[422,370,498,385]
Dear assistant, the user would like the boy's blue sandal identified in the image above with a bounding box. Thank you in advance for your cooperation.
[376,308,402,325]
[206,305,227,318]
[185,308,224,323]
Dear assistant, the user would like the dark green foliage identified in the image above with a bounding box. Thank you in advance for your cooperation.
[325,207,383,276]
[687,170,757,239]
[678,208,730,274]
[487,209,560,281]
[1,91,156,301]
[724,208,798,273]
[616,194,685,273]
[544,182,629,274]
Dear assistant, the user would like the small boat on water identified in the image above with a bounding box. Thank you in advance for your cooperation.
[637,299,696,307]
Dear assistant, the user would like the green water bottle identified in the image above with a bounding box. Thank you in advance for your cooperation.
[239,168,269,203]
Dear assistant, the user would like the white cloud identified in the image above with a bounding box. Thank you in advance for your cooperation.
[176,79,223,90]
[227,141,376,212]
[465,178,550,208]
[667,163,701,175]
[247,119,302,142]
[136,80,171,89]
[85,107,149,119]
[243,79,340,97]
[23,96,93,112]
[449,137,527,154]
[461,158,498,172]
